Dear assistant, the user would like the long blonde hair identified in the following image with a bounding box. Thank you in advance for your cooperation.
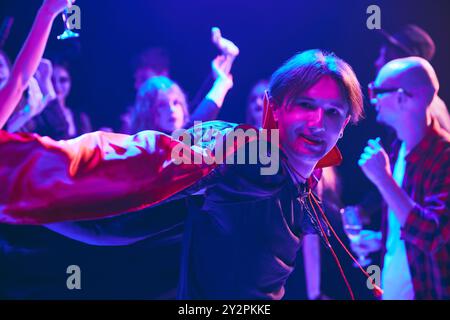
[130,76,189,133]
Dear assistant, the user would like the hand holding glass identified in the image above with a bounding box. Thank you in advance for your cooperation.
[340,206,372,267]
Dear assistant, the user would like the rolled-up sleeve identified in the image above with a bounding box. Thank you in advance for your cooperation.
[401,164,450,254]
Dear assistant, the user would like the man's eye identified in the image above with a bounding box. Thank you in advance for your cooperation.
[326,108,340,116]
[298,102,315,109]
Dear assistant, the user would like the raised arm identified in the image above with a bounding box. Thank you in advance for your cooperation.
[0,0,73,129]
[6,59,57,133]
[359,138,450,253]
[188,28,238,125]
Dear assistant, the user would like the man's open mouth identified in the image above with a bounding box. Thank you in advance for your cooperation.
[299,134,324,145]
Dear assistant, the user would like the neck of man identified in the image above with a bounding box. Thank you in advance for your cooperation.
[395,108,428,154]
[286,156,317,185]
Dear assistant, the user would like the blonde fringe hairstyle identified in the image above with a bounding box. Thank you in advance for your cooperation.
[130,76,189,133]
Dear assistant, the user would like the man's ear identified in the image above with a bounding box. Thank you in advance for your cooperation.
[338,116,351,139]
[397,89,407,110]
[342,115,351,131]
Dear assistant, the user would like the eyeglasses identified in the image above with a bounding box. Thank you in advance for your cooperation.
[368,82,413,102]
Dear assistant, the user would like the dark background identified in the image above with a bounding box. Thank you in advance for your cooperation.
[1,0,449,206]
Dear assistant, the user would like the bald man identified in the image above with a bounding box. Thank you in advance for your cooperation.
[374,25,450,132]
[354,57,450,300]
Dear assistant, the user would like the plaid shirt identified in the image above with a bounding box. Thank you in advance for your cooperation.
[381,120,450,299]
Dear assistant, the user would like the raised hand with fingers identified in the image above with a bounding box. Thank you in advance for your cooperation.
[202,27,238,109]
[35,59,56,101]
[211,27,239,76]
[211,55,233,90]
[27,77,45,116]
[358,137,392,187]
[211,27,239,57]
[350,229,383,258]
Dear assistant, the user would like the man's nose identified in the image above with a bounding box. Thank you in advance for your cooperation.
[169,102,178,113]
[309,108,325,132]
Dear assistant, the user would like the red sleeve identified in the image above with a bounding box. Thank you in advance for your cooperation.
[0,130,215,225]
[401,152,450,253]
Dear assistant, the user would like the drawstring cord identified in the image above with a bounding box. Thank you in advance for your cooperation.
[308,191,383,298]
[284,160,383,299]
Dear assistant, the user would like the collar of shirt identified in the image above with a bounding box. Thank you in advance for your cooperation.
[406,118,450,164]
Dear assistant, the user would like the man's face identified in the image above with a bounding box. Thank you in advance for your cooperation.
[154,86,186,133]
[371,75,403,127]
[52,66,72,101]
[0,54,10,89]
[273,75,351,163]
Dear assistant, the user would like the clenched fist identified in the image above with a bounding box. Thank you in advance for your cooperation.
[358,138,392,187]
